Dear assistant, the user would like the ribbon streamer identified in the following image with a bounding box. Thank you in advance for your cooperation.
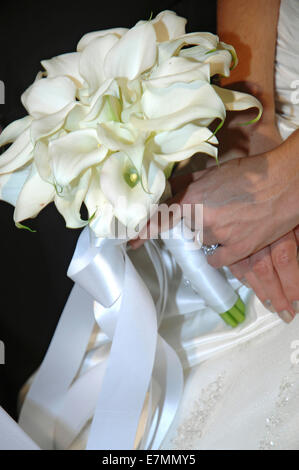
[19,282,95,449]
[19,226,183,450]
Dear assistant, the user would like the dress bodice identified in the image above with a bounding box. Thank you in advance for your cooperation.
[275,0,299,138]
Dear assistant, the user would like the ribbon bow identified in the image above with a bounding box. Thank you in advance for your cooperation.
[19,227,183,450]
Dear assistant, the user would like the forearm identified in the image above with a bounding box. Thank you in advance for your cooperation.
[214,0,282,160]
[217,0,281,127]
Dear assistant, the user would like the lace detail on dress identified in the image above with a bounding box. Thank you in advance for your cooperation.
[259,364,299,450]
[170,373,226,450]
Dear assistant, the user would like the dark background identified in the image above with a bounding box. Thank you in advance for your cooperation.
[0,0,216,419]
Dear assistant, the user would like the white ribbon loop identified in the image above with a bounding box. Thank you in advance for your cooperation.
[68,227,125,308]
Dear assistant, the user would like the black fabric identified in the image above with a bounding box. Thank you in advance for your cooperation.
[0,0,216,419]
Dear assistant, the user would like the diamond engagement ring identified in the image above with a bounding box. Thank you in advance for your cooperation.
[201,244,219,256]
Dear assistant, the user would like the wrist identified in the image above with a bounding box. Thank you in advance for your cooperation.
[217,113,282,162]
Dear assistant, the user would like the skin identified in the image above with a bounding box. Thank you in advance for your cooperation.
[208,0,299,320]
[132,0,299,322]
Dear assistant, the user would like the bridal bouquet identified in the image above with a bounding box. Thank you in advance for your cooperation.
[0,10,262,450]
[0,10,261,237]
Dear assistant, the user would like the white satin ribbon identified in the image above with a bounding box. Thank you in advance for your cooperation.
[163,220,237,313]
[0,407,40,450]
[146,336,183,449]
[86,253,158,450]
[19,226,183,450]
[18,282,95,449]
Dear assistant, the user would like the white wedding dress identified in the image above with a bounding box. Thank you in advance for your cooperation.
[161,0,299,450]
[1,0,299,451]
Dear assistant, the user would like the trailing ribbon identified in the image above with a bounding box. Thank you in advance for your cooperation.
[0,407,40,450]
[19,227,183,450]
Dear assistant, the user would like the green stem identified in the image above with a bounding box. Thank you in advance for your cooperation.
[220,296,246,327]
[220,312,238,328]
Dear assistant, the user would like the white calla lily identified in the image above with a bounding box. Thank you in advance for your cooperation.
[180,45,236,77]
[84,167,115,238]
[152,124,218,162]
[21,76,77,119]
[54,169,91,228]
[0,165,31,206]
[205,50,232,77]
[132,80,226,132]
[0,10,262,237]
[145,57,210,87]
[0,116,32,146]
[97,121,146,173]
[179,32,219,50]
[100,152,165,231]
[104,22,157,80]
[212,85,263,120]
[77,28,128,52]
[41,52,83,88]
[14,163,55,223]
[156,38,183,64]
[79,35,119,96]
[50,129,107,186]
[64,79,118,131]
[30,102,76,141]
[152,10,187,41]
[0,128,33,174]
[142,80,225,119]
[34,140,53,182]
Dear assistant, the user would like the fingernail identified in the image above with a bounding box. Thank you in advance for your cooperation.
[263,299,276,313]
[292,301,299,313]
[278,310,294,324]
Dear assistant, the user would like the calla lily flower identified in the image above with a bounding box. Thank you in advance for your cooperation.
[0,10,262,238]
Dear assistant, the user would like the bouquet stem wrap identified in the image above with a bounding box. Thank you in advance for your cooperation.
[162,220,238,314]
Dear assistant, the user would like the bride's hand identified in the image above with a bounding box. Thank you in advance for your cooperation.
[171,129,299,269]
[132,130,299,260]
[204,119,299,323]
[229,227,299,323]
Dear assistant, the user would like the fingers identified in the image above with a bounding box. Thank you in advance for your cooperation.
[229,232,299,324]
[229,247,292,318]
[270,231,299,315]
[250,246,294,321]
[229,256,268,301]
